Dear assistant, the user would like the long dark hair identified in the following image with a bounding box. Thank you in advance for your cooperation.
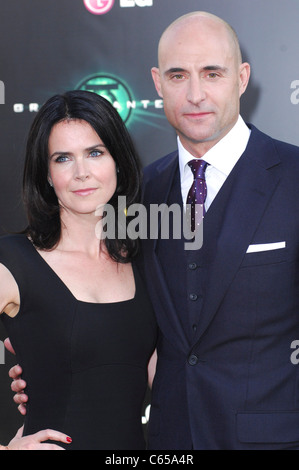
[23,90,142,263]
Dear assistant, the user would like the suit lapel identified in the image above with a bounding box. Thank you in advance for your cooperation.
[143,151,179,250]
[194,126,282,342]
[142,152,191,351]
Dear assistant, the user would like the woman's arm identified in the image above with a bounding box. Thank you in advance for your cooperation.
[1,263,27,413]
[0,426,72,450]
[0,271,72,450]
[0,264,20,317]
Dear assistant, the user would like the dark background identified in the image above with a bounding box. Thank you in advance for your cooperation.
[0,0,298,444]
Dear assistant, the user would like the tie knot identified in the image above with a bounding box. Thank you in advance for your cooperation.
[188,159,208,180]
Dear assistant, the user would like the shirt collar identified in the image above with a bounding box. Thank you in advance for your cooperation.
[178,115,251,178]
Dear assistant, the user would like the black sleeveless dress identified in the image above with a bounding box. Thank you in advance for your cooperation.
[0,235,157,450]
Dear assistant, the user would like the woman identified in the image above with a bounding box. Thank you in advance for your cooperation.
[0,90,157,450]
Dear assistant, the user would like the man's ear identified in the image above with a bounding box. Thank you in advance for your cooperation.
[151,67,163,98]
[239,62,251,97]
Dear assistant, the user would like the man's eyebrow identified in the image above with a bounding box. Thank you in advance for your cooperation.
[164,65,228,76]
[202,65,228,72]
[164,67,186,76]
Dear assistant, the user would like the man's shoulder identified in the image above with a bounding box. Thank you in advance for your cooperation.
[272,135,299,158]
[143,150,178,180]
[245,123,299,174]
[249,124,299,157]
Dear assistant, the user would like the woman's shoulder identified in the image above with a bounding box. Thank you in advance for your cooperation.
[0,234,31,262]
[0,234,37,293]
[0,233,29,249]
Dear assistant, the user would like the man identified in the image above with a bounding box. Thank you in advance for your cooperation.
[8,11,299,449]
[141,11,299,449]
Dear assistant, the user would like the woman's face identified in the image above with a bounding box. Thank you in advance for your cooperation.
[48,119,117,218]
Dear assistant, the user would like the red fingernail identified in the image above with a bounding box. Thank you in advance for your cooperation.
[66,437,72,443]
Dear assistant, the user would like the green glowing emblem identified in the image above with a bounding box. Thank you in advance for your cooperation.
[77,74,133,123]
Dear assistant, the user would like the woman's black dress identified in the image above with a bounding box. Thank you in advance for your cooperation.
[0,235,157,450]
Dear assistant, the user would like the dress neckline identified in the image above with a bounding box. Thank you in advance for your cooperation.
[23,236,137,306]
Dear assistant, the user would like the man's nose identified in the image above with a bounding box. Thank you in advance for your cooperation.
[186,76,206,105]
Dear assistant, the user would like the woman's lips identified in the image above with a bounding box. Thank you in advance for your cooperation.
[72,188,97,196]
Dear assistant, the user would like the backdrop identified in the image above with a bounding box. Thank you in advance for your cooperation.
[0,0,298,445]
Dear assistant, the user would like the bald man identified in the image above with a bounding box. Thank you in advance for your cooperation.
[141,11,299,449]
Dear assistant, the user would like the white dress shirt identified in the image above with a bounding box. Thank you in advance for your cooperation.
[179,116,251,211]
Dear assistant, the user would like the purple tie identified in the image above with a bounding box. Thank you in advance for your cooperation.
[186,159,208,232]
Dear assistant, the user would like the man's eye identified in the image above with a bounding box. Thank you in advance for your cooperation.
[171,74,184,80]
[207,73,219,79]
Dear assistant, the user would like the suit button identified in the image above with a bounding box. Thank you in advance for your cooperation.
[188,354,198,366]
[189,262,197,270]
[189,293,198,301]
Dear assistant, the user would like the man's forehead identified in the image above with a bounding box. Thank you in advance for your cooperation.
[160,15,227,44]
[159,35,237,73]
[158,15,238,66]
[159,37,233,67]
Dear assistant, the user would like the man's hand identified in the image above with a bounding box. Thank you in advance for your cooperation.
[4,338,28,416]
[4,338,15,355]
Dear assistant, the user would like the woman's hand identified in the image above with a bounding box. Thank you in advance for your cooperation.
[2,426,72,450]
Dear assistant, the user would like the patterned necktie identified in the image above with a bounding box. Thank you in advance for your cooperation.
[186,159,208,233]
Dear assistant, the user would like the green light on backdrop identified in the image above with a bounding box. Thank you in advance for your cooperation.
[76,74,134,124]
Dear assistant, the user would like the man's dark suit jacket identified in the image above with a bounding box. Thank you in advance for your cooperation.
[141,124,299,449]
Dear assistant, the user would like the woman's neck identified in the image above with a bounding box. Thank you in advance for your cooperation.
[58,210,105,259]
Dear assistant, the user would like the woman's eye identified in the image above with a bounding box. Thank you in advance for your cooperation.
[55,155,69,163]
[89,150,102,157]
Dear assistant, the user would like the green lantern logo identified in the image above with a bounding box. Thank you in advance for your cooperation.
[77,74,134,124]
